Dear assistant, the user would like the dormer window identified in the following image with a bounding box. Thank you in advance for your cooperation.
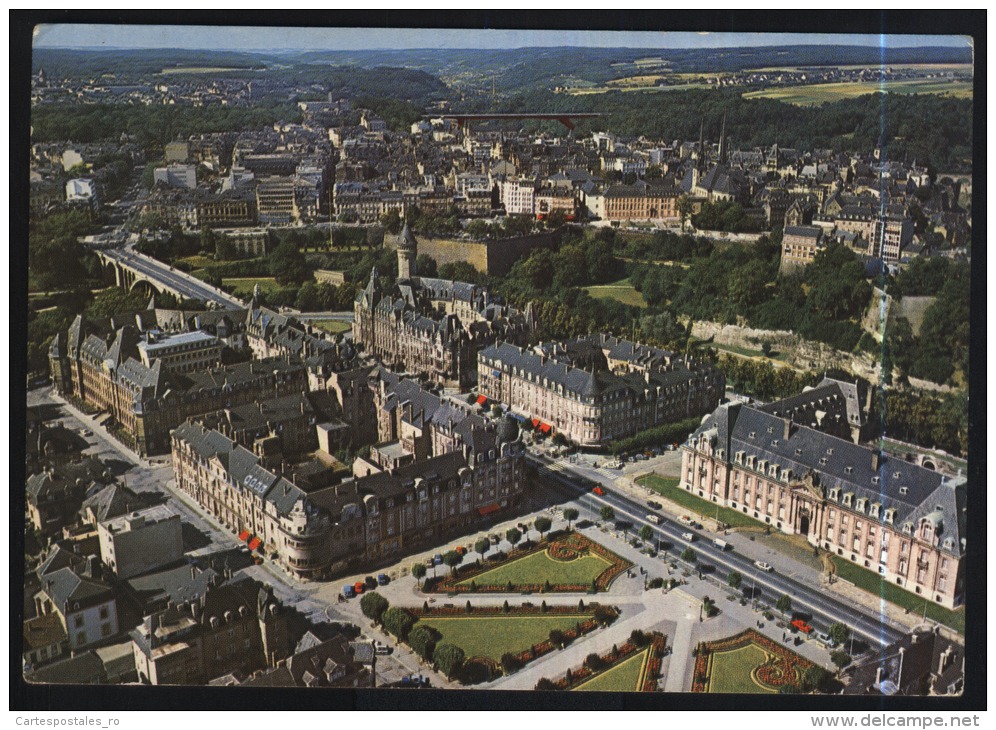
[903,523,913,534]
[826,448,834,456]
[899,487,908,496]
[855,498,867,513]
[893,471,901,479]
[844,466,853,474]
[795,448,803,456]
[771,440,780,447]
[842,492,853,507]
[943,537,954,551]
[768,463,778,477]
[735,451,745,465]
[767,426,774,434]
[884,508,896,524]
[870,503,881,518]
[829,488,840,501]
[819,457,828,466]
[871,476,880,485]
[748,431,756,439]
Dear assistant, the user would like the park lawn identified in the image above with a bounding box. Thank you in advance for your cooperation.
[416,614,594,662]
[831,559,964,634]
[743,79,972,105]
[175,255,217,269]
[637,474,759,529]
[583,278,647,308]
[573,648,650,692]
[223,277,283,296]
[309,319,352,335]
[456,548,613,588]
[708,643,783,694]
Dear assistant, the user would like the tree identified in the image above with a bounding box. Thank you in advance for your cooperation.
[803,665,832,694]
[676,194,693,232]
[639,525,654,545]
[600,506,615,523]
[433,643,465,680]
[443,550,464,577]
[505,527,521,548]
[727,571,743,590]
[593,605,617,626]
[269,240,309,285]
[382,607,415,641]
[827,622,851,648]
[501,652,522,675]
[630,629,649,647]
[535,678,558,691]
[584,653,607,671]
[407,625,438,662]
[360,592,389,624]
[831,651,853,671]
[534,516,552,541]
[681,547,697,563]
[411,562,427,587]
[549,629,567,649]
[474,537,491,557]
[776,594,793,617]
[415,253,438,277]
[563,508,579,530]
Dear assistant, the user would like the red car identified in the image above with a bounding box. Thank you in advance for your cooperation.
[592,486,605,496]
[353,581,365,595]
[791,619,813,634]
[455,546,467,556]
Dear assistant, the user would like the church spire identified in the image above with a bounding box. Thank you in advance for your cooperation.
[719,112,727,165]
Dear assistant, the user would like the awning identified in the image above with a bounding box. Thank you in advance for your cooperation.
[477,503,500,517]
[248,537,262,551]
[539,423,552,434]
[476,395,488,405]
[509,412,528,423]
[531,418,541,429]
[238,530,251,542]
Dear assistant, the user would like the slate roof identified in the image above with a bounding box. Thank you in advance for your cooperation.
[692,401,963,556]
[80,483,145,524]
[25,651,106,684]
[39,565,114,611]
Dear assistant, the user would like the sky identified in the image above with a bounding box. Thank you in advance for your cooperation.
[32,25,972,52]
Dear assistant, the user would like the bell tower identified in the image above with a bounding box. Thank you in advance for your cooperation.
[397,223,417,281]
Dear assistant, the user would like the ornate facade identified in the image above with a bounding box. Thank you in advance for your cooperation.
[680,391,965,608]
[354,225,535,388]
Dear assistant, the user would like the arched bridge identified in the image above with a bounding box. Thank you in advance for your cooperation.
[94,248,244,310]
[439,112,601,131]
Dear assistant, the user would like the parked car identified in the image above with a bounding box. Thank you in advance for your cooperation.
[342,584,356,599]
[646,500,662,510]
[791,619,814,634]
[373,641,393,656]
[432,554,444,565]
[377,573,390,586]
[681,532,695,541]
[754,561,774,572]
[646,514,662,524]
[353,581,365,594]
[592,486,605,496]
[455,546,467,556]
[364,576,378,590]
[815,631,837,647]
[678,515,694,526]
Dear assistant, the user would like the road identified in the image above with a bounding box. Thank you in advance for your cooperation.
[526,452,907,649]
[102,246,245,310]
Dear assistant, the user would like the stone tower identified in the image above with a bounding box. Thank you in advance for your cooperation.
[397,223,417,281]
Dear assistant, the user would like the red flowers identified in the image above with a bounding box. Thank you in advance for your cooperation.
[543,631,668,691]
[690,629,816,693]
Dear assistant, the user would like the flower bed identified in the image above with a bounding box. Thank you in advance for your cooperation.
[538,632,667,692]
[691,629,815,693]
[426,532,632,594]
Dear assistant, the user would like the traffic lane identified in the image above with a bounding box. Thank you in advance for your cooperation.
[530,455,903,647]
[107,252,240,306]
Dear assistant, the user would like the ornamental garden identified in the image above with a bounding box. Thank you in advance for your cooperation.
[426,532,632,594]
[691,629,817,694]
[534,630,667,692]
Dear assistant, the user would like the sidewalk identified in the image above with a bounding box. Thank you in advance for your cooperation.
[51,391,145,468]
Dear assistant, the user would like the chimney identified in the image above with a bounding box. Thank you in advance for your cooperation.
[871,450,880,472]
[876,666,884,684]
[783,417,792,440]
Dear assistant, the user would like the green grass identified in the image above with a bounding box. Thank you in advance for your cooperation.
[708,643,782,694]
[743,79,972,105]
[637,474,760,529]
[456,548,613,588]
[416,614,594,662]
[831,559,965,634]
[309,319,352,335]
[583,278,647,308]
[573,648,649,692]
[222,277,283,296]
[175,255,217,269]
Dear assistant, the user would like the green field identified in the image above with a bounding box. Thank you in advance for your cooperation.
[637,474,760,529]
[175,255,217,269]
[456,548,613,589]
[708,643,782,694]
[831,559,964,634]
[743,79,972,105]
[159,66,253,75]
[222,277,283,296]
[309,319,352,335]
[416,614,594,661]
[573,648,649,692]
[583,278,647,308]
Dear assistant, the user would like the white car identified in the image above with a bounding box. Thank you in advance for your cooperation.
[754,561,774,572]
[681,532,695,542]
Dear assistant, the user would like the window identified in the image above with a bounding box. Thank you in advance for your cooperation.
[76,633,87,647]
[99,606,109,620]
[74,615,85,628]
[101,622,112,637]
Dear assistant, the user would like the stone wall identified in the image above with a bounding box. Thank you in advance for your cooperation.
[414,228,563,277]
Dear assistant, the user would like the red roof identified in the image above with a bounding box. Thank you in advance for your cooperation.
[531,418,541,428]
[539,423,551,433]
[477,503,501,517]
[476,394,488,405]
[238,530,251,541]
[248,537,262,551]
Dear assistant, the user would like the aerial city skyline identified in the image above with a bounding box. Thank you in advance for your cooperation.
[20,22,974,710]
